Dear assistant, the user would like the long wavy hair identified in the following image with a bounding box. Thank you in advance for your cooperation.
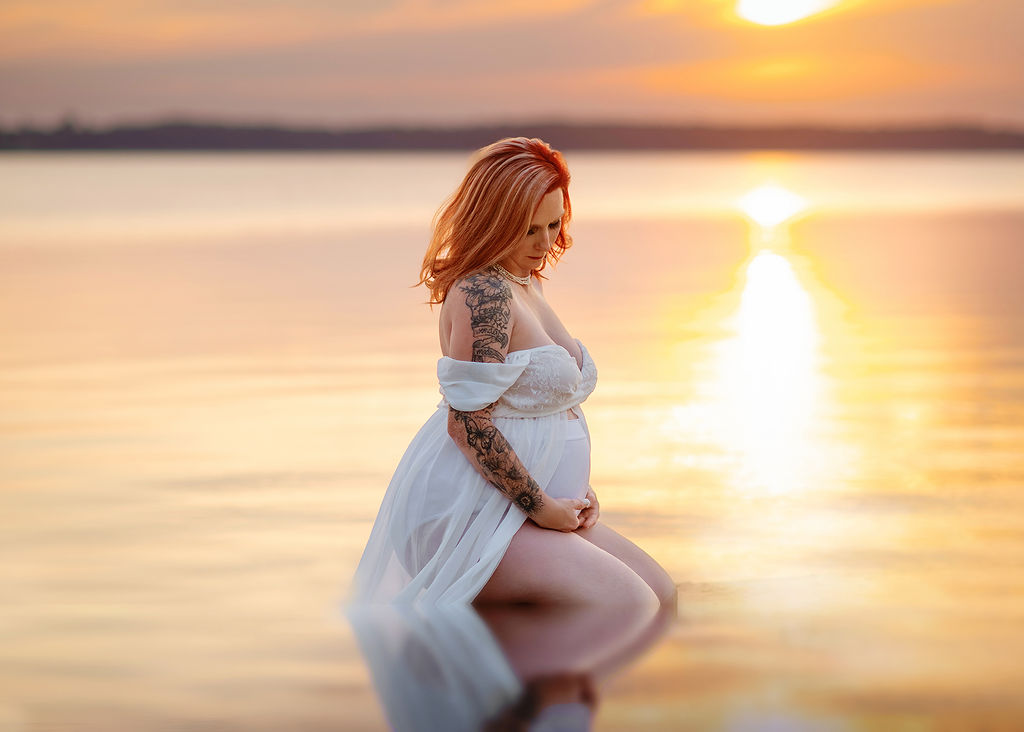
[416,136,574,306]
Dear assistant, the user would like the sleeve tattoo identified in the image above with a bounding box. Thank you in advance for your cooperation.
[450,409,544,515]
[449,273,545,516]
[458,271,512,362]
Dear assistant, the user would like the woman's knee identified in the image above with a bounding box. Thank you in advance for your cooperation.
[558,556,658,608]
[650,567,677,606]
[575,523,676,605]
[636,554,676,605]
[612,565,661,609]
[477,522,659,606]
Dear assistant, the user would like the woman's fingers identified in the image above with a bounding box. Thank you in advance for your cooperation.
[584,485,600,524]
[575,504,597,529]
[576,486,599,529]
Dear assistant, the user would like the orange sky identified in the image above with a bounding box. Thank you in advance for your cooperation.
[0,0,1020,128]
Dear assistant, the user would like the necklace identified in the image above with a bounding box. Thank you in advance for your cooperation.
[490,263,532,286]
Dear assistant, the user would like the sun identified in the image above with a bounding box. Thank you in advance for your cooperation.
[736,0,841,25]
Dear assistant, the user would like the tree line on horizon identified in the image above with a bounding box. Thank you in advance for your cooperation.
[1,118,1022,150]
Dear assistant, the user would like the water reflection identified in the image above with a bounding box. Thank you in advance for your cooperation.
[666,182,853,498]
[736,183,809,230]
[346,601,673,731]
[4,152,1022,728]
[712,249,829,495]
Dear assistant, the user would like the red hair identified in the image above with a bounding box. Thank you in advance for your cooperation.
[416,137,573,305]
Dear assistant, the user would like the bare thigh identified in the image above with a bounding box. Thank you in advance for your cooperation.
[473,521,659,607]
[574,523,677,605]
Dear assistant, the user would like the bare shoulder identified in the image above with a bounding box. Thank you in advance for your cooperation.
[447,270,514,363]
[452,269,512,302]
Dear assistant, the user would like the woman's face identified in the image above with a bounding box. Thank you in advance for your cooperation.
[498,188,565,278]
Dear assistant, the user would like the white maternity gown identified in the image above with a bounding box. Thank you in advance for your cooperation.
[350,337,598,606]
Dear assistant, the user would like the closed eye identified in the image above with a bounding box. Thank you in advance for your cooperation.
[527,220,562,236]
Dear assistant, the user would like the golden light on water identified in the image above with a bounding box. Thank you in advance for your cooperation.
[735,182,809,253]
[736,0,841,26]
[663,178,849,497]
[3,151,1023,729]
[712,250,827,495]
[736,184,807,228]
[650,179,846,500]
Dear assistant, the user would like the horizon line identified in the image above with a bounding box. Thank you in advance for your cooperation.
[4,114,1024,135]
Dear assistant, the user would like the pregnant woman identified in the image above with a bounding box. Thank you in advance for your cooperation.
[350,137,675,607]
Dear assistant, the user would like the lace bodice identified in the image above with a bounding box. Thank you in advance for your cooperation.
[436,338,598,418]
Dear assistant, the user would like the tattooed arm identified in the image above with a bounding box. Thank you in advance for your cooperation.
[445,271,586,532]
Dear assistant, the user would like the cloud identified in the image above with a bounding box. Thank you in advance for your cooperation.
[0,0,597,64]
[605,51,957,102]
[0,0,1021,126]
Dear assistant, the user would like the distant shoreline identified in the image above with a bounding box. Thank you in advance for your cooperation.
[2,119,1023,151]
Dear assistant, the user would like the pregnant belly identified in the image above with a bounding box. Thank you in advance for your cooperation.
[545,424,590,504]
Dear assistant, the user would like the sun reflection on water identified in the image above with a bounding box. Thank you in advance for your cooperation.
[713,249,827,495]
[736,184,808,229]
[655,181,857,499]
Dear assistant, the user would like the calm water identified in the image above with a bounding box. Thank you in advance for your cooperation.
[1,151,1023,730]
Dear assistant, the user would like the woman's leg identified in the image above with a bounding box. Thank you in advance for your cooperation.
[473,521,659,607]
[574,523,677,606]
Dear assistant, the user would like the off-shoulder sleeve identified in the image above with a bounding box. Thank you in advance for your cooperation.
[437,357,529,411]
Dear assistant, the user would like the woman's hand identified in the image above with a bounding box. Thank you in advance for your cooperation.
[576,485,600,530]
[531,494,589,532]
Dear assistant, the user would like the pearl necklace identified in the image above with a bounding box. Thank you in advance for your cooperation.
[490,263,532,286]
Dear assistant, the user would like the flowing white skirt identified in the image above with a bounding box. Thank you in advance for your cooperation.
[349,405,591,606]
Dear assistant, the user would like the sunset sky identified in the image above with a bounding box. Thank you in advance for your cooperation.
[1,0,1021,129]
